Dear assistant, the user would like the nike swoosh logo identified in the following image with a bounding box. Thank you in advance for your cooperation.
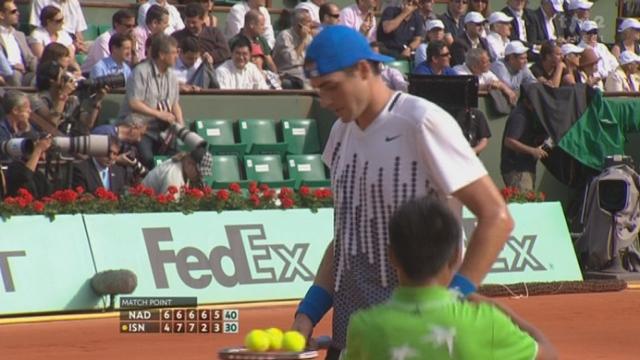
[385,135,402,142]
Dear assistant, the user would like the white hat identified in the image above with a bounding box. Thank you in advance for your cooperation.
[505,41,529,56]
[488,11,513,25]
[619,51,640,65]
[464,11,486,24]
[580,20,599,32]
[618,18,640,32]
[546,0,564,13]
[568,0,593,11]
[425,19,445,32]
[561,43,584,56]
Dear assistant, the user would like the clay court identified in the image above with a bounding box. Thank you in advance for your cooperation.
[1,289,639,359]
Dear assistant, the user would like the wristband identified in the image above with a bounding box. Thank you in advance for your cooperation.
[449,273,477,298]
[296,285,333,326]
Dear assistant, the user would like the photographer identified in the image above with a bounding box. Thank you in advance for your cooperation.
[72,136,127,195]
[142,146,212,196]
[377,0,424,59]
[32,60,106,135]
[4,134,53,198]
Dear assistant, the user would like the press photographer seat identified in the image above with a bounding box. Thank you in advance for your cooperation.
[194,119,246,159]
[286,154,331,189]
[282,118,320,155]
[239,119,288,156]
[244,154,295,188]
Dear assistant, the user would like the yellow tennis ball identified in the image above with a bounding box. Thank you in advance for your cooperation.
[282,331,306,352]
[245,329,270,352]
[265,328,284,350]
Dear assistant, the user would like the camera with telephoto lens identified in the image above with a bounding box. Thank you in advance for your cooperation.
[172,123,207,150]
[51,135,110,157]
[124,153,148,177]
[0,138,35,159]
[64,73,126,94]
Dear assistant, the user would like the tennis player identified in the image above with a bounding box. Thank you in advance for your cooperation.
[292,25,515,359]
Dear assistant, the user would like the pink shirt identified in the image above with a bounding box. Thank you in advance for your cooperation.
[339,4,377,42]
[132,25,151,62]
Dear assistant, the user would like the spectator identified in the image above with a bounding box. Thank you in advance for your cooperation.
[371,41,408,91]
[577,20,618,80]
[28,5,75,60]
[229,10,277,73]
[273,9,313,87]
[319,2,341,26]
[224,0,276,48]
[454,48,517,105]
[577,46,602,89]
[131,5,169,63]
[612,18,640,59]
[137,0,184,35]
[450,11,491,66]
[250,42,281,89]
[174,36,219,91]
[413,40,457,75]
[560,43,583,86]
[439,0,467,44]
[502,0,536,44]
[530,40,565,88]
[0,0,38,86]
[501,98,548,192]
[72,136,127,195]
[486,11,513,61]
[566,0,592,41]
[142,147,213,196]
[92,115,148,173]
[90,33,132,81]
[39,42,79,79]
[605,51,640,92]
[172,3,230,67]
[179,0,217,28]
[81,9,135,74]
[215,35,268,89]
[295,0,326,25]
[468,0,488,17]
[0,90,33,148]
[414,19,444,65]
[29,0,88,53]
[529,0,565,45]
[377,0,424,59]
[490,40,537,93]
[0,50,10,84]
[417,0,436,26]
[3,133,53,198]
[119,34,184,169]
[339,0,377,41]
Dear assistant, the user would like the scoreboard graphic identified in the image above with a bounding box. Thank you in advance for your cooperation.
[118,297,239,334]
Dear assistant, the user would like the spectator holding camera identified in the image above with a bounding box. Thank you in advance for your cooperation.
[72,136,127,195]
[377,0,423,59]
[90,33,133,81]
[142,146,212,196]
[3,133,53,198]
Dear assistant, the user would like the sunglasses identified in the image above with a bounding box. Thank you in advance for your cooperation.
[437,52,451,57]
[328,13,340,18]
[586,30,598,35]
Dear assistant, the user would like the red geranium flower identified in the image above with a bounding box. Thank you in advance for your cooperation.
[216,189,229,201]
[229,183,242,194]
[299,186,310,196]
[32,201,45,212]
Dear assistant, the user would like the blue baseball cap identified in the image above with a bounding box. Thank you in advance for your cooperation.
[304,25,394,78]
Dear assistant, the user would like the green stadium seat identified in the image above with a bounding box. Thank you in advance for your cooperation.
[194,119,246,158]
[83,24,100,41]
[286,154,331,189]
[209,155,248,189]
[98,24,112,36]
[282,118,320,154]
[75,53,87,66]
[153,156,169,167]
[244,154,295,188]
[387,60,411,76]
[238,119,288,156]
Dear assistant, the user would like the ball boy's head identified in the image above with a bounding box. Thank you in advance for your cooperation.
[388,197,462,285]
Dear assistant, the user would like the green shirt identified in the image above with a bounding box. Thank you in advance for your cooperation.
[344,286,537,360]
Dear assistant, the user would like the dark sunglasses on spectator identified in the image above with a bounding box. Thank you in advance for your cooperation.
[119,23,135,28]
[328,13,340,18]
[438,52,451,57]
[586,30,598,35]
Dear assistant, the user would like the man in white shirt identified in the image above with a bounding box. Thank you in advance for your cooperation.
[295,0,326,25]
[0,0,38,86]
[81,9,135,74]
[224,0,276,48]
[137,0,185,35]
[453,48,517,105]
[486,11,513,61]
[215,35,268,89]
[142,147,213,196]
[578,20,618,80]
[566,0,592,40]
[340,0,377,41]
[29,0,88,52]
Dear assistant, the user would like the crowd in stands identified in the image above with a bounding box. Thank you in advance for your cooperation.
[0,0,639,199]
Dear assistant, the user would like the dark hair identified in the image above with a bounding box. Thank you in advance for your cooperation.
[231,35,252,51]
[540,40,558,61]
[244,9,262,25]
[184,2,205,18]
[145,4,169,27]
[112,9,135,28]
[369,41,383,48]
[150,33,177,59]
[41,42,70,64]
[35,61,63,91]
[108,33,133,53]
[40,5,61,27]
[427,40,447,64]
[389,196,461,283]
[179,36,201,53]
[319,3,337,22]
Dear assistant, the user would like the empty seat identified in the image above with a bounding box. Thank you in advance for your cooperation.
[194,119,246,158]
[244,154,295,188]
[387,60,411,76]
[282,118,320,154]
[209,155,248,189]
[238,119,288,155]
[286,154,331,189]
[83,24,100,41]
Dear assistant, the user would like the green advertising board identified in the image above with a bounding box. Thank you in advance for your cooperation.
[0,215,102,315]
[463,202,583,285]
[84,210,333,307]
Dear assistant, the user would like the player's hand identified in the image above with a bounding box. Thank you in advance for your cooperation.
[291,313,314,343]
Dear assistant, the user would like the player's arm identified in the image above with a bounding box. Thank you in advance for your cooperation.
[452,175,514,287]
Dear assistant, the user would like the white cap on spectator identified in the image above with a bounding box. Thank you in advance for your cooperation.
[619,18,640,32]
[505,41,529,56]
[561,43,584,56]
[619,51,640,65]
[426,19,445,31]
[547,0,564,12]
[464,11,486,24]
[581,20,599,33]
[568,0,593,11]
[488,11,513,25]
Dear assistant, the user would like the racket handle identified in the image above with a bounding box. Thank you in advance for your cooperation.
[314,335,332,350]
